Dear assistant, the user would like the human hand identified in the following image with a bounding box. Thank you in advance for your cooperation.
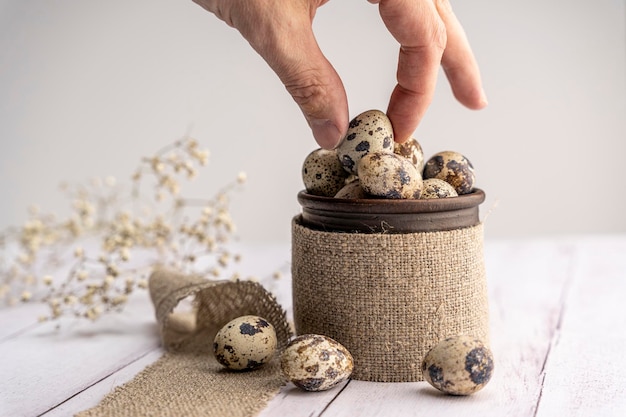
[192,0,486,148]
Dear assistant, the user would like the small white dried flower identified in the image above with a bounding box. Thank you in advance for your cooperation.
[1,137,243,323]
[86,306,102,321]
[64,295,77,305]
[120,248,131,261]
[74,246,84,258]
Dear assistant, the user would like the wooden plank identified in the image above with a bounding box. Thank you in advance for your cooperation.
[0,296,159,417]
[305,239,576,416]
[0,303,47,342]
[535,236,626,417]
[40,348,164,416]
[257,381,350,417]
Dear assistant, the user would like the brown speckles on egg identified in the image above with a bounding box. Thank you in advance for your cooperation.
[302,148,349,197]
[281,334,353,392]
[213,315,277,371]
[394,137,425,173]
[239,317,270,336]
[422,335,494,395]
[465,346,494,385]
[421,178,458,199]
[423,151,476,195]
[336,110,394,174]
[358,152,422,199]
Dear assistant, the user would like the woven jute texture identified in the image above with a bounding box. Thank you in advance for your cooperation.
[77,268,292,417]
[292,217,489,382]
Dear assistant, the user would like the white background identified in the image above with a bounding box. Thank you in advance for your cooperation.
[1,0,625,245]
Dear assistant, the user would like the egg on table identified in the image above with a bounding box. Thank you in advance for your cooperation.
[421,335,494,395]
[421,178,458,199]
[213,315,277,371]
[358,151,422,199]
[336,109,394,175]
[281,334,353,391]
[302,148,349,197]
[422,151,476,195]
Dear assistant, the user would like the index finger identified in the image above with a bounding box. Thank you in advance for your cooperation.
[375,0,447,143]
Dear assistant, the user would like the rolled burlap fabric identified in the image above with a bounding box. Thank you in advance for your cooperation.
[77,269,292,417]
[292,190,490,382]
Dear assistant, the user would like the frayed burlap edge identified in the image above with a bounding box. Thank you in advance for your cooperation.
[76,268,292,417]
[292,216,489,382]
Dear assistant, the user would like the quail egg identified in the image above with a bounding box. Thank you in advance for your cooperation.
[422,335,494,395]
[281,334,353,391]
[422,151,476,195]
[334,180,369,199]
[302,148,350,197]
[394,137,425,173]
[336,109,394,175]
[358,151,422,199]
[421,178,458,199]
[213,315,277,371]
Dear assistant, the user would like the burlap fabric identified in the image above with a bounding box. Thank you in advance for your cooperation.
[292,217,489,382]
[77,268,292,417]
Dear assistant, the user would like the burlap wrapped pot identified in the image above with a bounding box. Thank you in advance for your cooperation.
[291,189,489,382]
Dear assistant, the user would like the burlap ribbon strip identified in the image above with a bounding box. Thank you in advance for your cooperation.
[77,269,292,417]
[292,217,489,382]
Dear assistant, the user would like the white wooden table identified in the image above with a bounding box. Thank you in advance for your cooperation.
[1,236,625,417]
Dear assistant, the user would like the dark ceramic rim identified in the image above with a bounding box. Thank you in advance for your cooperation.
[298,188,485,214]
[297,188,485,233]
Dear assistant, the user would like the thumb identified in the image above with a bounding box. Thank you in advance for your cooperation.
[194,0,348,148]
[232,3,348,149]
[285,51,348,150]
[268,31,348,149]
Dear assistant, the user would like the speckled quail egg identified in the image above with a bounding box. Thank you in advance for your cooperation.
[336,109,394,175]
[334,180,369,199]
[281,334,354,391]
[213,315,277,371]
[394,137,425,173]
[422,335,494,395]
[421,178,458,199]
[302,148,350,197]
[422,151,476,195]
[358,151,422,199]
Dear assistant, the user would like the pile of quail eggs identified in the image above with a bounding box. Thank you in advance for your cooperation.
[302,109,476,200]
[213,315,354,392]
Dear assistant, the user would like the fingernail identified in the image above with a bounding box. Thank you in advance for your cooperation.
[479,88,489,108]
[310,119,342,150]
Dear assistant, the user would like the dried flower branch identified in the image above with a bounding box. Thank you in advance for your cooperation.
[0,137,246,321]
